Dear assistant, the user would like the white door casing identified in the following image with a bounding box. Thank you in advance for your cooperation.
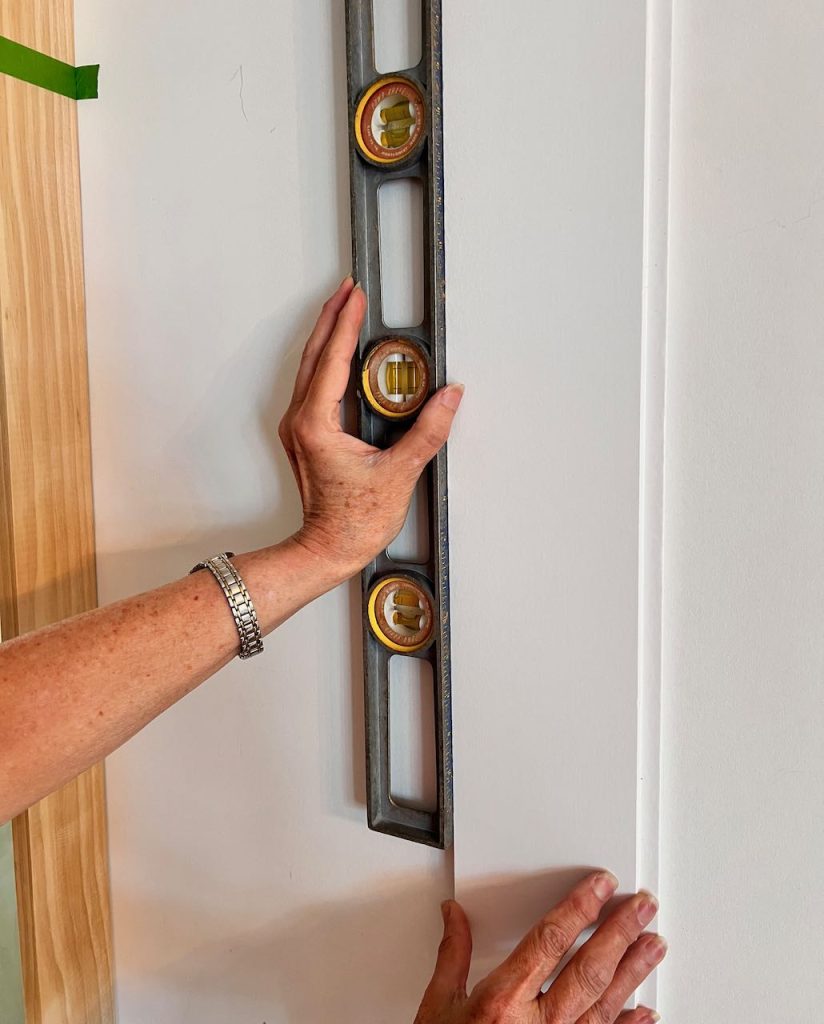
[446,1,671,1003]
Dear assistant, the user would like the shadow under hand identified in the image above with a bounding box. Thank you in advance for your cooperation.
[458,866,610,987]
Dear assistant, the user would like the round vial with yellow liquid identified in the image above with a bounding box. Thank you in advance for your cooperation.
[354,76,426,166]
[367,576,435,654]
[361,338,430,419]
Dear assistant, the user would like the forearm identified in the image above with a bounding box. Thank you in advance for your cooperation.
[0,534,343,821]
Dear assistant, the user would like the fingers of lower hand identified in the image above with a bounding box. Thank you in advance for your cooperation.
[572,932,667,1024]
[542,891,662,1022]
[615,1007,661,1024]
[489,871,618,997]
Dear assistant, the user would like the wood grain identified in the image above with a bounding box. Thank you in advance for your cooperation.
[0,4,114,1022]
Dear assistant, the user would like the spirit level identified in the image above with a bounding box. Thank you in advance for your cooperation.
[345,0,451,848]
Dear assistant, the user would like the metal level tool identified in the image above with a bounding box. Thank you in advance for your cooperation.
[345,0,451,848]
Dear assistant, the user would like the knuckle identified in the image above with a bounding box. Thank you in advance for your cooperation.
[291,413,317,446]
[610,914,639,949]
[587,999,614,1024]
[567,889,595,920]
[534,921,570,963]
[474,980,510,1018]
[420,427,445,453]
[572,955,610,999]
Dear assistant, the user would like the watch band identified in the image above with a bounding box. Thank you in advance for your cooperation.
[189,552,264,660]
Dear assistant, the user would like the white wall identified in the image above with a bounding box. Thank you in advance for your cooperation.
[660,0,824,1018]
[75,3,448,1022]
[75,1,824,1020]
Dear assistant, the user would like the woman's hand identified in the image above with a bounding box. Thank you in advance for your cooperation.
[278,277,463,582]
[415,872,666,1024]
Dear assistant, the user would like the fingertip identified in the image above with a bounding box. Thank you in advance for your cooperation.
[440,383,465,411]
[344,282,367,316]
[592,870,620,900]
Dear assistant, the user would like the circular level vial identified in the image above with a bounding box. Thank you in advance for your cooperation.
[354,76,426,166]
[361,338,430,420]
[367,576,435,654]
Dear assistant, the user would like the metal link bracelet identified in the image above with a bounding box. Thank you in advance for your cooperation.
[189,552,264,660]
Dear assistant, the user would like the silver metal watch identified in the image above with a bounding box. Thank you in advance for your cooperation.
[189,552,264,660]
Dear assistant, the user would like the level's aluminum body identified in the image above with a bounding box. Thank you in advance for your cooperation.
[345,0,451,848]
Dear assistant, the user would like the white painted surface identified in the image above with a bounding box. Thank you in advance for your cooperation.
[75,4,447,1022]
[74,0,824,1019]
[445,0,650,982]
[660,1,824,1018]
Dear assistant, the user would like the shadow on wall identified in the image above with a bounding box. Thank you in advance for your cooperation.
[458,866,609,988]
[112,868,598,1022]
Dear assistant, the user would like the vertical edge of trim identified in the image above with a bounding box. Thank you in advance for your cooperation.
[637,0,674,1008]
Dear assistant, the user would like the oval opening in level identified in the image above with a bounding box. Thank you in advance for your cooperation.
[389,654,437,812]
[372,0,422,73]
[378,177,425,329]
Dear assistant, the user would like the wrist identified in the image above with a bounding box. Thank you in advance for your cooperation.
[227,535,349,638]
[292,526,361,588]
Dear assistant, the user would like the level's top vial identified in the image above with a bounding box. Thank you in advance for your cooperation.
[354,75,426,166]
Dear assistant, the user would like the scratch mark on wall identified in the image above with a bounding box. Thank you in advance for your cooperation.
[732,195,824,238]
[229,64,249,122]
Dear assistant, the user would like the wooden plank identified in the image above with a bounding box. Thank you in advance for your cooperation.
[0,3,114,1022]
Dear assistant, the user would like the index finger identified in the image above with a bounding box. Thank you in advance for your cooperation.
[290,276,355,407]
[303,284,366,423]
[487,871,619,1002]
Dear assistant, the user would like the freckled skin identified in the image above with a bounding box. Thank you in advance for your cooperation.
[0,279,462,826]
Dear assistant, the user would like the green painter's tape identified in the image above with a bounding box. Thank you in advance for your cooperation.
[0,36,98,100]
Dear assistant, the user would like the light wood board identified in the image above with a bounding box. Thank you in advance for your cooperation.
[0,4,114,1022]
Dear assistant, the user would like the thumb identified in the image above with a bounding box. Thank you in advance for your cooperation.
[390,384,464,471]
[421,900,473,1009]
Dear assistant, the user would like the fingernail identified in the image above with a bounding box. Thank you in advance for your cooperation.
[440,900,452,924]
[340,274,354,289]
[644,935,668,965]
[592,871,619,900]
[649,1013,661,1023]
[441,383,464,410]
[352,281,362,293]
[636,891,659,927]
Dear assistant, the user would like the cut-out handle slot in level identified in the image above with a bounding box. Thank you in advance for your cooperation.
[389,655,437,812]
[388,474,430,564]
[372,0,422,73]
[378,177,424,328]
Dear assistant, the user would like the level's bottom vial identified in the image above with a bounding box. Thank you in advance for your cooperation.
[367,575,435,653]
